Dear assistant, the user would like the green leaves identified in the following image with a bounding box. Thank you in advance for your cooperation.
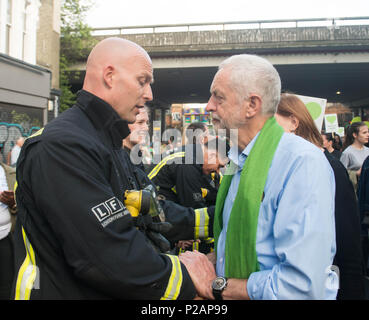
[59,0,97,113]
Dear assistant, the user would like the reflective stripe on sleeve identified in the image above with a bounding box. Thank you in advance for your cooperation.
[204,237,215,244]
[171,186,177,194]
[201,188,208,198]
[194,207,209,239]
[148,152,185,180]
[15,227,39,300]
[160,254,183,300]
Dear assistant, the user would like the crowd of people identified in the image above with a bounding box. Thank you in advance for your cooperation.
[1,36,369,300]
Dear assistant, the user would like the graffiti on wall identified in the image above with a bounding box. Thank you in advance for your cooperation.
[0,122,40,163]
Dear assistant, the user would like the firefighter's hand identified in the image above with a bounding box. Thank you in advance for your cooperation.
[0,190,15,208]
[148,221,172,234]
[177,239,200,249]
[179,250,216,300]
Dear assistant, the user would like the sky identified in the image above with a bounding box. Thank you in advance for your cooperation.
[85,0,369,29]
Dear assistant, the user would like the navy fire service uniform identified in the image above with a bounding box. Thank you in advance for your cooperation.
[148,145,221,209]
[148,145,221,254]
[11,90,200,300]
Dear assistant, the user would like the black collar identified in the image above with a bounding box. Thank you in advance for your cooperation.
[76,90,131,149]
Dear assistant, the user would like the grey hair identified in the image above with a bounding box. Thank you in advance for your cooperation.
[218,54,281,115]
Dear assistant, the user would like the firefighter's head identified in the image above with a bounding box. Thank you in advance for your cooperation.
[202,138,229,175]
[83,37,153,123]
[185,122,211,145]
[123,107,150,149]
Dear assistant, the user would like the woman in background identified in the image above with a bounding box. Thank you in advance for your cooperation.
[322,132,342,160]
[340,122,369,190]
[333,133,343,152]
[275,93,366,300]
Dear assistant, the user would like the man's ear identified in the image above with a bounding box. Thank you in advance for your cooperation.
[103,65,114,89]
[246,94,262,117]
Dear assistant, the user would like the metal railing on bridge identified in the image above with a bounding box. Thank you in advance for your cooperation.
[91,16,369,36]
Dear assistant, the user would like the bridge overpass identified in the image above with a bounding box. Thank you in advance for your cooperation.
[69,16,369,111]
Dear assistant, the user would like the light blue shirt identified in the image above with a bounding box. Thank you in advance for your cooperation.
[216,132,338,300]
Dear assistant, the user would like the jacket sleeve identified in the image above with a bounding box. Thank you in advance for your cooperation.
[19,135,196,300]
[133,165,215,243]
[159,200,214,242]
[331,158,366,300]
[358,157,369,220]
[175,165,208,208]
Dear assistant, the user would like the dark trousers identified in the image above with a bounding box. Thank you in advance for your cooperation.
[0,233,14,300]
[362,235,369,275]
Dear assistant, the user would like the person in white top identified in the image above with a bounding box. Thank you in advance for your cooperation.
[10,137,25,167]
[0,160,16,299]
[340,122,369,190]
[0,165,11,240]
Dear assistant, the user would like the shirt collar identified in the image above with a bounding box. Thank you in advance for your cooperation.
[228,132,260,170]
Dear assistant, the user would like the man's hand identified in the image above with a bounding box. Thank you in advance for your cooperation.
[0,190,15,208]
[206,251,216,265]
[179,250,216,299]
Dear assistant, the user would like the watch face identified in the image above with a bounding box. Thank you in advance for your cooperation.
[212,277,226,290]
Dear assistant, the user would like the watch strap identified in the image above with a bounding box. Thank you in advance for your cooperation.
[212,288,224,300]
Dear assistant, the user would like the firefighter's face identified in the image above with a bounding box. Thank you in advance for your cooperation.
[128,108,150,146]
[202,149,228,175]
[110,52,153,123]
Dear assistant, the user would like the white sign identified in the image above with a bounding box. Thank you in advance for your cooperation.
[324,114,339,133]
[337,127,345,137]
[296,94,327,132]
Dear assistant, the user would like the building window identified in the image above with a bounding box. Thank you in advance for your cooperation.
[5,0,12,55]
[22,0,27,60]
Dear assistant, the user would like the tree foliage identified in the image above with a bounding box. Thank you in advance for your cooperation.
[59,0,96,113]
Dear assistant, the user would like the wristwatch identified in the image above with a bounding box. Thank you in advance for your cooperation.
[212,276,227,300]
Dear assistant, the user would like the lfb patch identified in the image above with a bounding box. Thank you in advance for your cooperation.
[92,197,128,226]
[192,192,203,202]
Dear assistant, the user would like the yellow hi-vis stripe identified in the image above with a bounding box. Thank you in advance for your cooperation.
[15,227,38,300]
[26,127,44,140]
[148,152,185,180]
[194,207,209,239]
[201,188,208,198]
[161,255,183,300]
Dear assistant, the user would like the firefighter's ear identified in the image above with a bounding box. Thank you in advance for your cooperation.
[103,65,114,89]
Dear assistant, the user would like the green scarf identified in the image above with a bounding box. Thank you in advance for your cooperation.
[213,117,284,279]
